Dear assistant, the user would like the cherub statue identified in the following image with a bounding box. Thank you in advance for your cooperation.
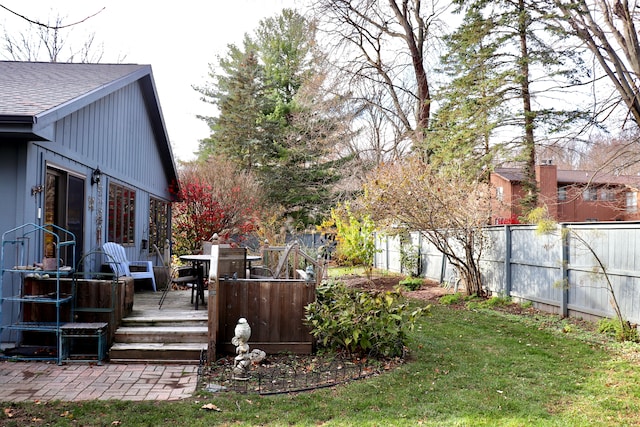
[232,318,252,379]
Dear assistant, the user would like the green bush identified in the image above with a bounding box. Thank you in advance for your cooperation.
[305,281,428,358]
[484,295,512,307]
[399,277,423,291]
[598,317,639,342]
[439,293,464,305]
[331,203,376,268]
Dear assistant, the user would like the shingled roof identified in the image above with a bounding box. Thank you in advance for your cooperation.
[0,61,147,118]
[494,167,640,189]
[0,61,177,187]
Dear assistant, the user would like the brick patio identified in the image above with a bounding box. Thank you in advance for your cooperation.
[0,361,199,402]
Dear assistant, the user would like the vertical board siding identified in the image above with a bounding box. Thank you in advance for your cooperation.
[217,279,315,354]
[376,223,640,324]
[53,83,168,197]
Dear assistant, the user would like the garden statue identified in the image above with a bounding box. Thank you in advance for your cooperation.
[232,318,253,380]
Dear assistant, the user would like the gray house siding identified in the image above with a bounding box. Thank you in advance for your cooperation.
[24,80,173,261]
[0,62,178,344]
[0,142,26,235]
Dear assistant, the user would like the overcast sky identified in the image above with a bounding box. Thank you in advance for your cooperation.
[1,0,301,161]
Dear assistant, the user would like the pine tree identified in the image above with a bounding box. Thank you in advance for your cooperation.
[438,0,589,215]
[195,9,352,227]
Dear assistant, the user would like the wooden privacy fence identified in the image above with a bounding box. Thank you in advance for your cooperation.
[207,245,316,362]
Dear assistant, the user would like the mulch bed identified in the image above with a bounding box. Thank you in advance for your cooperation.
[202,352,400,395]
[201,275,449,394]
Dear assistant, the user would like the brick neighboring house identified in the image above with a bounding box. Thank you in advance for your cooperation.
[490,162,640,224]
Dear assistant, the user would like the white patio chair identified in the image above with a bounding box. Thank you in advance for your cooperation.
[103,242,157,291]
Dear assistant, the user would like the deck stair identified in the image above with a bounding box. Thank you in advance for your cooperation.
[108,291,208,364]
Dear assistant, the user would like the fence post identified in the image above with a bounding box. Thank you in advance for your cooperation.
[560,224,569,317]
[207,241,220,364]
[385,235,389,271]
[417,233,423,277]
[504,225,512,296]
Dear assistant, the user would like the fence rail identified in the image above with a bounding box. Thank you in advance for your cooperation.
[375,222,640,324]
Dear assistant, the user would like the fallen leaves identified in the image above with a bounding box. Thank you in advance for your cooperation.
[201,403,222,412]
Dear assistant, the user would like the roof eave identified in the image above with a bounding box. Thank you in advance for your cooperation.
[0,116,49,141]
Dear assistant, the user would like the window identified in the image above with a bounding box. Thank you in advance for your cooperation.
[558,187,567,201]
[496,186,504,202]
[582,188,597,201]
[108,182,136,245]
[626,191,638,213]
[600,188,615,201]
[149,197,169,254]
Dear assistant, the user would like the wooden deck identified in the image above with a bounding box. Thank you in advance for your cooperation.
[108,289,209,363]
[132,289,209,315]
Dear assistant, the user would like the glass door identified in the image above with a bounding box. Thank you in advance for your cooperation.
[44,167,85,269]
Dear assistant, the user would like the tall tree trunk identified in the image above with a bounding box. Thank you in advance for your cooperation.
[518,0,538,213]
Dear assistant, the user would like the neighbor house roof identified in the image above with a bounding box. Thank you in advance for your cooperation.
[0,61,178,187]
[494,167,640,188]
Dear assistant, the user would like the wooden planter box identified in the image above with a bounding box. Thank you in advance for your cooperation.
[22,276,133,347]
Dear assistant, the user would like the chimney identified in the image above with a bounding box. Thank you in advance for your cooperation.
[536,161,558,218]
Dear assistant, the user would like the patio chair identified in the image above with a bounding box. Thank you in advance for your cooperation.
[251,241,297,279]
[102,242,157,291]
[153,244,198,309]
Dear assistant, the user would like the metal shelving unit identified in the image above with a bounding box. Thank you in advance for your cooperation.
[0,223,76,363]
[57,249,116,364]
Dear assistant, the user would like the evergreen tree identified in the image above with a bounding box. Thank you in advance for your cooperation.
[438,0,589,215]
[195,9,352,227]
[195,38,272,171]
[428,6,506,180]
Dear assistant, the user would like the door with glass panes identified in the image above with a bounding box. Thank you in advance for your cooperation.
[44,166,84,269]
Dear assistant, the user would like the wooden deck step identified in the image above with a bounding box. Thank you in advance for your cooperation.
[115,326,208,344]
[120,315,207,327]
[108,290,209,364]
[109,342,207,364]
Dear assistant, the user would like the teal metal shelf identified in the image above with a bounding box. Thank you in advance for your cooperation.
[0,223,76,364]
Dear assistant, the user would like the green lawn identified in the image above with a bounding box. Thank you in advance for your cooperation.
[4,302,640,426]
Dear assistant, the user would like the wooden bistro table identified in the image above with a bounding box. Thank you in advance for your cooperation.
[179,254,210,310]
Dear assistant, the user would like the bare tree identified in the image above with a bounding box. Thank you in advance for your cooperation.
[361,156,493,296]
[0,4,106,62]
[555,0,640,127]
[311,0,449,162]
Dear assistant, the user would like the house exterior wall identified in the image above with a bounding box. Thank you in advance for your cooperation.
[490,174,524,223]
[0,142,27,237]
[536,164,558,219]
[27,81,173,262]
[492,164,640,223]
[556,185,627,222]
[0,142,28,334]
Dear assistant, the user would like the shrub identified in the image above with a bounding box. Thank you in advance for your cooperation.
[305,281,428,358]
[331,203,376,268]
[399,234,420,277]
[484,295,511,307]
[439,293,464,305]
[399,277,423,291]
[598,317,639,342]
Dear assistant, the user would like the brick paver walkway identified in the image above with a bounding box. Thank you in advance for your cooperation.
[0,362,199,402]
